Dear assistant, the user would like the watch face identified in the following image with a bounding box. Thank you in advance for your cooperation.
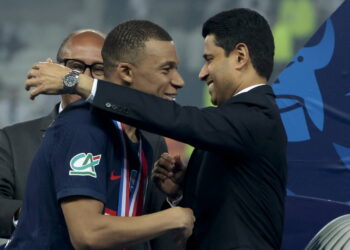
[64,71,79,88]
[65,75,77,87]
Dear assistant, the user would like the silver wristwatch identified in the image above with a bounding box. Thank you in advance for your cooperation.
[62,70,80,94]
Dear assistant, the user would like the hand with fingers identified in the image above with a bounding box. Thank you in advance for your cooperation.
[25,60,71,99]
[152,153,187,199]
[169,206,195,246]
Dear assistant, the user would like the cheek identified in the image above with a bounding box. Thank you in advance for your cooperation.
[207,64,215,76]
[156,76,170,89]
[208,63,221,81]
[147,77,168,96]
[132,78,154,94]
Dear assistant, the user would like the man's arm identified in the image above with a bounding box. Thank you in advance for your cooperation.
[25,62,268,154]
[49,105,194,249]
[26,62,93,100]
[61,196,194,250]
[0,129,22,238]
[92,81,266,155]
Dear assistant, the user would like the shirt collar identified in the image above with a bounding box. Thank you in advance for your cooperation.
[59,102,63,113]
[234,83,265,96]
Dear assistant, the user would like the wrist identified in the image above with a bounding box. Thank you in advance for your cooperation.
[62,70,80,94]
[158,208,182,231]
[75,74,94,99]
[165,207,185,230]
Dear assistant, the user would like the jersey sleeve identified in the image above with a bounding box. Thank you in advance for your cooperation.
[51,122,109,204]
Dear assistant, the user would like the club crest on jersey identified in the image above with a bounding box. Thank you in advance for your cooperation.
[69,153,101,178]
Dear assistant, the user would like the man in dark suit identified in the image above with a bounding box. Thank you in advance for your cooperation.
[0,104,57,238]
[26,9,288,249]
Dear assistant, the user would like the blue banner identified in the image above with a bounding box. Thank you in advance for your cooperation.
[272,0,350,202]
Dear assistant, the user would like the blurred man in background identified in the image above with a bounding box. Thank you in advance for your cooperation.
[0,29,105,240]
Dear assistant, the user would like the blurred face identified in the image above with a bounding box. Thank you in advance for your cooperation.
[130,39,184,101]
[198,34,237,106]
[60,32,105,79]
[59,32,105,105]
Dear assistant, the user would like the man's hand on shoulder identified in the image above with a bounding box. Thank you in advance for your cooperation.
[25,61,93,100]
[26,61,70,99]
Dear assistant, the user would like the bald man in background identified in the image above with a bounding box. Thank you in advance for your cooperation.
[0,29,106,238]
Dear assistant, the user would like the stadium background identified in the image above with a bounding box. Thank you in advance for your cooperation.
[0,0,342,127]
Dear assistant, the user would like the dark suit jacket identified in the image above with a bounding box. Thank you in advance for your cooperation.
[0,102,169,249]
[92,81,288,250]
[0,105,57,238]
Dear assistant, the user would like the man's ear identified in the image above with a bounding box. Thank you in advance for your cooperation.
[115,62,134,85]
[232,43,250,69]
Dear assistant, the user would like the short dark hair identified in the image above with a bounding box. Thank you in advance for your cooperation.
[102,20,173,77]
[202,8,275,80]
[56,29,105,61]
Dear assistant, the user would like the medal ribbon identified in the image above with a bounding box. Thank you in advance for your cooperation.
[113,121,148,217]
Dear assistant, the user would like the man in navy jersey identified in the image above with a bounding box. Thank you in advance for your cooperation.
[0,29,105,240]
[5,21,194,250]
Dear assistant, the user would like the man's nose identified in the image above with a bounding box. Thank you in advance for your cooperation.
[172,70,185,88]
[82,67,93,77]
[198,63,208,81]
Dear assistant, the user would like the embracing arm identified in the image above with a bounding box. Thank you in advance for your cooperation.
[25,62,269,154]
[92,80,265,155]
[61,197,194,250]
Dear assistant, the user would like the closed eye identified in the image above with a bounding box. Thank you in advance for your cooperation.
[159,61,177,74]
[203,54,213,62]
[162,69,170,75]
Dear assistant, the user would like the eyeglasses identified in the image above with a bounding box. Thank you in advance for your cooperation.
[58,58,104,77]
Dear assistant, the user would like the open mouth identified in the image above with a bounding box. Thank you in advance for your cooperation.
[207,81,214,95]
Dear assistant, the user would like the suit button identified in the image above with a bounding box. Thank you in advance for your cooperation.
[105,102,112,108]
